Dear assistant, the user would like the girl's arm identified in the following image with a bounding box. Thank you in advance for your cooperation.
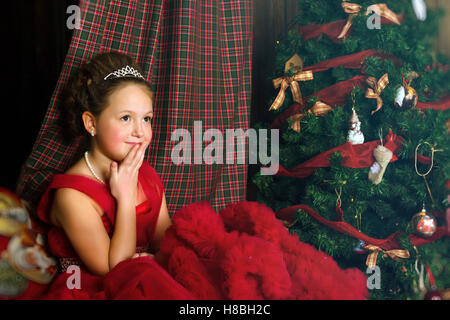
[107,143,146,268]
[53,188,112,276]
[54,143,146,275]
[150,192,172,256]
[54,190,137,275]
[107,198,136,270]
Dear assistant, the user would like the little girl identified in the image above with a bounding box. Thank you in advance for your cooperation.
[36,52,195,299]
[34,51,368,301]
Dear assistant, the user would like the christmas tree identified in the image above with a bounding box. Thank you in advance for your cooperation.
[252,0,450,300]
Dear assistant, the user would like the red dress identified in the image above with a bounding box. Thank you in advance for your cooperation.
[36,161,195,300]
[36,162,369,300]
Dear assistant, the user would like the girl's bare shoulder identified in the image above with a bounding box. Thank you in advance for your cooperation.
[49,159,104,226]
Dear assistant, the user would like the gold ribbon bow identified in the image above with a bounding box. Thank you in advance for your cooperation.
[338,2,401,39]
[338,2,362,39]
[269,71,314,111]
[362,244,410,268]
[288,101,332,132]
[365,73,389,115]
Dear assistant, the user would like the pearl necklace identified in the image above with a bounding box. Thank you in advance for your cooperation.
[84,151,105,184]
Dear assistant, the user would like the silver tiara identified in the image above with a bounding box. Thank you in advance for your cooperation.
[103,65,145,81]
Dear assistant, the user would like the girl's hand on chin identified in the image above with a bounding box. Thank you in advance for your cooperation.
[109,143,146,204]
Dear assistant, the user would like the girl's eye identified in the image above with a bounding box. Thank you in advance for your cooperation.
[143,116,153,123]
[121,115,130,122]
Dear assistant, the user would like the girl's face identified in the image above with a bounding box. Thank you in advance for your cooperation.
[94,83,153,162]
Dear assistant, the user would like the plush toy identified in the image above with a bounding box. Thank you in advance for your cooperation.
[0,188,57,300]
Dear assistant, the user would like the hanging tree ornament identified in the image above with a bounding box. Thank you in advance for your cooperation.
[411,142,442,238]
[412,203,437,238]
[368,130,393,185]
[348,108,363,141]
[413,249,425,295]
[394,73,418,110]
[347,91,364,144]
[414,142,443,206]
[353,207,367,254]
[423,265,444,300]
[412,0,427,21]
[332,186,368,254]
[354,240,368,254]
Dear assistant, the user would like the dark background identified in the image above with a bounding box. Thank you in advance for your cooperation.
[4,0,79,191]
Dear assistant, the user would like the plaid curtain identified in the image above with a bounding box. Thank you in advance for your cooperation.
[16,0,253,216]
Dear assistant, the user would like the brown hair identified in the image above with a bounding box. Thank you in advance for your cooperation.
[61,51,154,140]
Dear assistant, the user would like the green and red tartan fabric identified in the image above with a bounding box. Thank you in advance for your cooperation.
[16,0,253,216]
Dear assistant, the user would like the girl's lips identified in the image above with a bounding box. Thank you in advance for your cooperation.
[126,142,142,145]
